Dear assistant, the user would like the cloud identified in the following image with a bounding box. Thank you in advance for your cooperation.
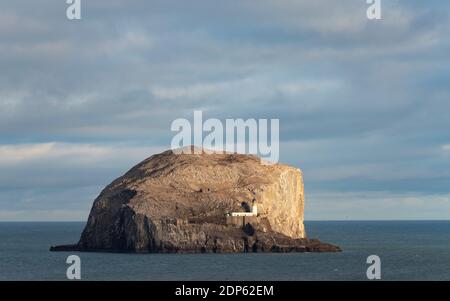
[0,143,53,164]
[305,191,450,220]
[442,144,450,151]
[0,142,165,168]
[1,0,450,220]
[0,10,49,36]
[0,143,165,190]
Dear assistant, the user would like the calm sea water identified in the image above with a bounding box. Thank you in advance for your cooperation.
[0,221,448,280]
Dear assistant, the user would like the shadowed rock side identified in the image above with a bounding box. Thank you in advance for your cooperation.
[51,147,341,253]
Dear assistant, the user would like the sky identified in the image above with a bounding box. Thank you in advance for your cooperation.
[0,0,449,221]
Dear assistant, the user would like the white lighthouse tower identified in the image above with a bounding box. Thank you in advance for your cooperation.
[251,200,258,216]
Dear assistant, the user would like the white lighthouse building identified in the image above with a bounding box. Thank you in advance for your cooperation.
[251,201,257,216]
[230,200,258,217]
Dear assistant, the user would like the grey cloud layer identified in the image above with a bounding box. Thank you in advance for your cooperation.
[1,0,449,219]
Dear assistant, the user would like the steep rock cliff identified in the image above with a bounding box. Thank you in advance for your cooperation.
[51,147,340,253]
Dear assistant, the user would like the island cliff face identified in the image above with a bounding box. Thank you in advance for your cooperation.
[51,147,340,253]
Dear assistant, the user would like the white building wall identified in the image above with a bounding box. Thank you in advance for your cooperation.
[252,205,257,216]
[230,205,258,217]
[231,212,254,217]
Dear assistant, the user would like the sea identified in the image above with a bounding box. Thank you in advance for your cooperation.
[0,221,449,281]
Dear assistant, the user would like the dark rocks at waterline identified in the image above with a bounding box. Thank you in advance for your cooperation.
[50,148,341,253]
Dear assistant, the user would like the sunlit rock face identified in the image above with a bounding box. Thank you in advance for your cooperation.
[51,147,340,253]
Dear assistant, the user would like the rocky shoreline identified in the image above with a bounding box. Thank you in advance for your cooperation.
[50,229,341,253]
[50,148,341,253]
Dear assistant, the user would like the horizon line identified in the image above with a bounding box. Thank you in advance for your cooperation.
[0,219,449,223]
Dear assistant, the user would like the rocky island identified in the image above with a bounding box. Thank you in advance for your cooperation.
[51,147,341,253]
